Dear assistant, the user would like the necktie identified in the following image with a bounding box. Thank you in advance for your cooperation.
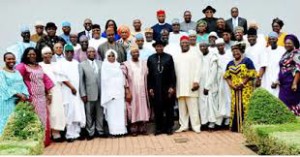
[87,31,90,40]
[92,61,97,74]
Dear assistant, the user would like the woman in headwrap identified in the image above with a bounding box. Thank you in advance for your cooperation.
[277,34,300,116]
[101,49,127,136]
[117,25,134,60]
[196,20,209,43]
[16,47,54,146]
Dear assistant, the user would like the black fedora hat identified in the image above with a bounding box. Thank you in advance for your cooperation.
[202,5,216,14]
[152,40,166,47]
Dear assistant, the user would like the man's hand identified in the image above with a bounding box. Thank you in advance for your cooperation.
[71,87,77,95]
[191,82,200,91]
[168,88,175,98]
[81,96,88,104]
[149,89,154,97]
[203,89,209,95]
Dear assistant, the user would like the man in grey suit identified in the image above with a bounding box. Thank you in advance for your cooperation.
[226,7,248,35]
[97,28,127,63]
[79,46,104,140]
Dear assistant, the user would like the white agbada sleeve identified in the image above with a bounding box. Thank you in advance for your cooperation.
[204,53,218,91]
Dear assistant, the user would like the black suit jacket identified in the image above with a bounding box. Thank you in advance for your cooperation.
[226,17,248,34]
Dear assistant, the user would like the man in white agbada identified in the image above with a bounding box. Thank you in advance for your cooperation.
[57,44,86,142]
[162,29,181,57]
[208,32,218,53]
[89,24,106,51]
[143,28,155,52]
[188,30,201,54]
[244,28,267,88]
[215,38,233,125]
[199,41,223,129]
[6,25,36,64]
[174,36,201,133]
[39,46,66,142]
[168,18,188,45]
[101,49,127,136]
[262,32,285,97]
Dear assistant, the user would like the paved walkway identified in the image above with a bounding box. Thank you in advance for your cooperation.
[44,130,255,155]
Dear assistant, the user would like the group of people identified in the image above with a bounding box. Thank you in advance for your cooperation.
[1,5,300,148]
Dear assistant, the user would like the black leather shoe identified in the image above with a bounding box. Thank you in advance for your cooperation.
[67,138,75,143]
[87,135,94,141]
[154,130,162,136]
[53,138,64,143]
[78,135,86,140]
[166,129,173,135]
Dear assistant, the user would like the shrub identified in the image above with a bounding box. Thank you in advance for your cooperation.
[246,88,296,125]
[0,102,44,155]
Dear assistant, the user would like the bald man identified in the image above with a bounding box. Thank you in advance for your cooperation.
[78,18,93,41]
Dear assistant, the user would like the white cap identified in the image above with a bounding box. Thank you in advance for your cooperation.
[188,30,197,36]
[34,21,44,27]
[208,31,218,38]
[215,38,225,45]
[41,46,52,55]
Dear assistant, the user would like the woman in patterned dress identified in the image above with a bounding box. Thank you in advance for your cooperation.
[16,47,54,146]
[224,42,256,132]
[0,52,29,135]
[277,34,300,116]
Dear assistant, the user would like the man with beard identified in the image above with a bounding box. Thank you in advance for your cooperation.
[147,40,176,135]
[98,28,127,62]
[198,41,222,129]
[151,10,172,42]
[31,21,46,42]
[60,21,72,44]
[36,22,66,61]
[78,18,93,40]
[180,10,197,32]
[6,25,36,64]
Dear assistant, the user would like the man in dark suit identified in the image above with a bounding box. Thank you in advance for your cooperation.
[78,18,93,41]
[79,47,104,140]
[226,7,248,35]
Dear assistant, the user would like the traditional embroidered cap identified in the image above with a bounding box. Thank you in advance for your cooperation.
[171,18,180,25]
[156,10,165,16]
[62,21,71,27]
[34,21,44,27]
[130,43,139,51]
[215,38,225,45]
[135,33,144,40]
[41,46,52,55]
[144,27,153,33]
[188,30,197,36]
[208,31,218,38]
[20,25,30,33]
[64,44,74,52]
[180,35,190,41]
[268,31,278,38]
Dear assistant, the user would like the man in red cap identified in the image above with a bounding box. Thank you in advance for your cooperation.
[151,10,172,42]
[173,36,201,133]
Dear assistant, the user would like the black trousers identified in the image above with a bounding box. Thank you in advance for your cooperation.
[153,95,175,132]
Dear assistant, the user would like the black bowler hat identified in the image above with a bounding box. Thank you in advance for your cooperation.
[45,22,57,30]
[152,40,166,47]
[202,5,216,14]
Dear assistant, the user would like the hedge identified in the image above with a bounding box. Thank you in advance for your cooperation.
[0,102,44,155]
[244,88,300,155]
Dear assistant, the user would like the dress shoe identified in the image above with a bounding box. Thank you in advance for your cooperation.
[67,138,75,143]
[175,127,188,133]
[87,135,94,141]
